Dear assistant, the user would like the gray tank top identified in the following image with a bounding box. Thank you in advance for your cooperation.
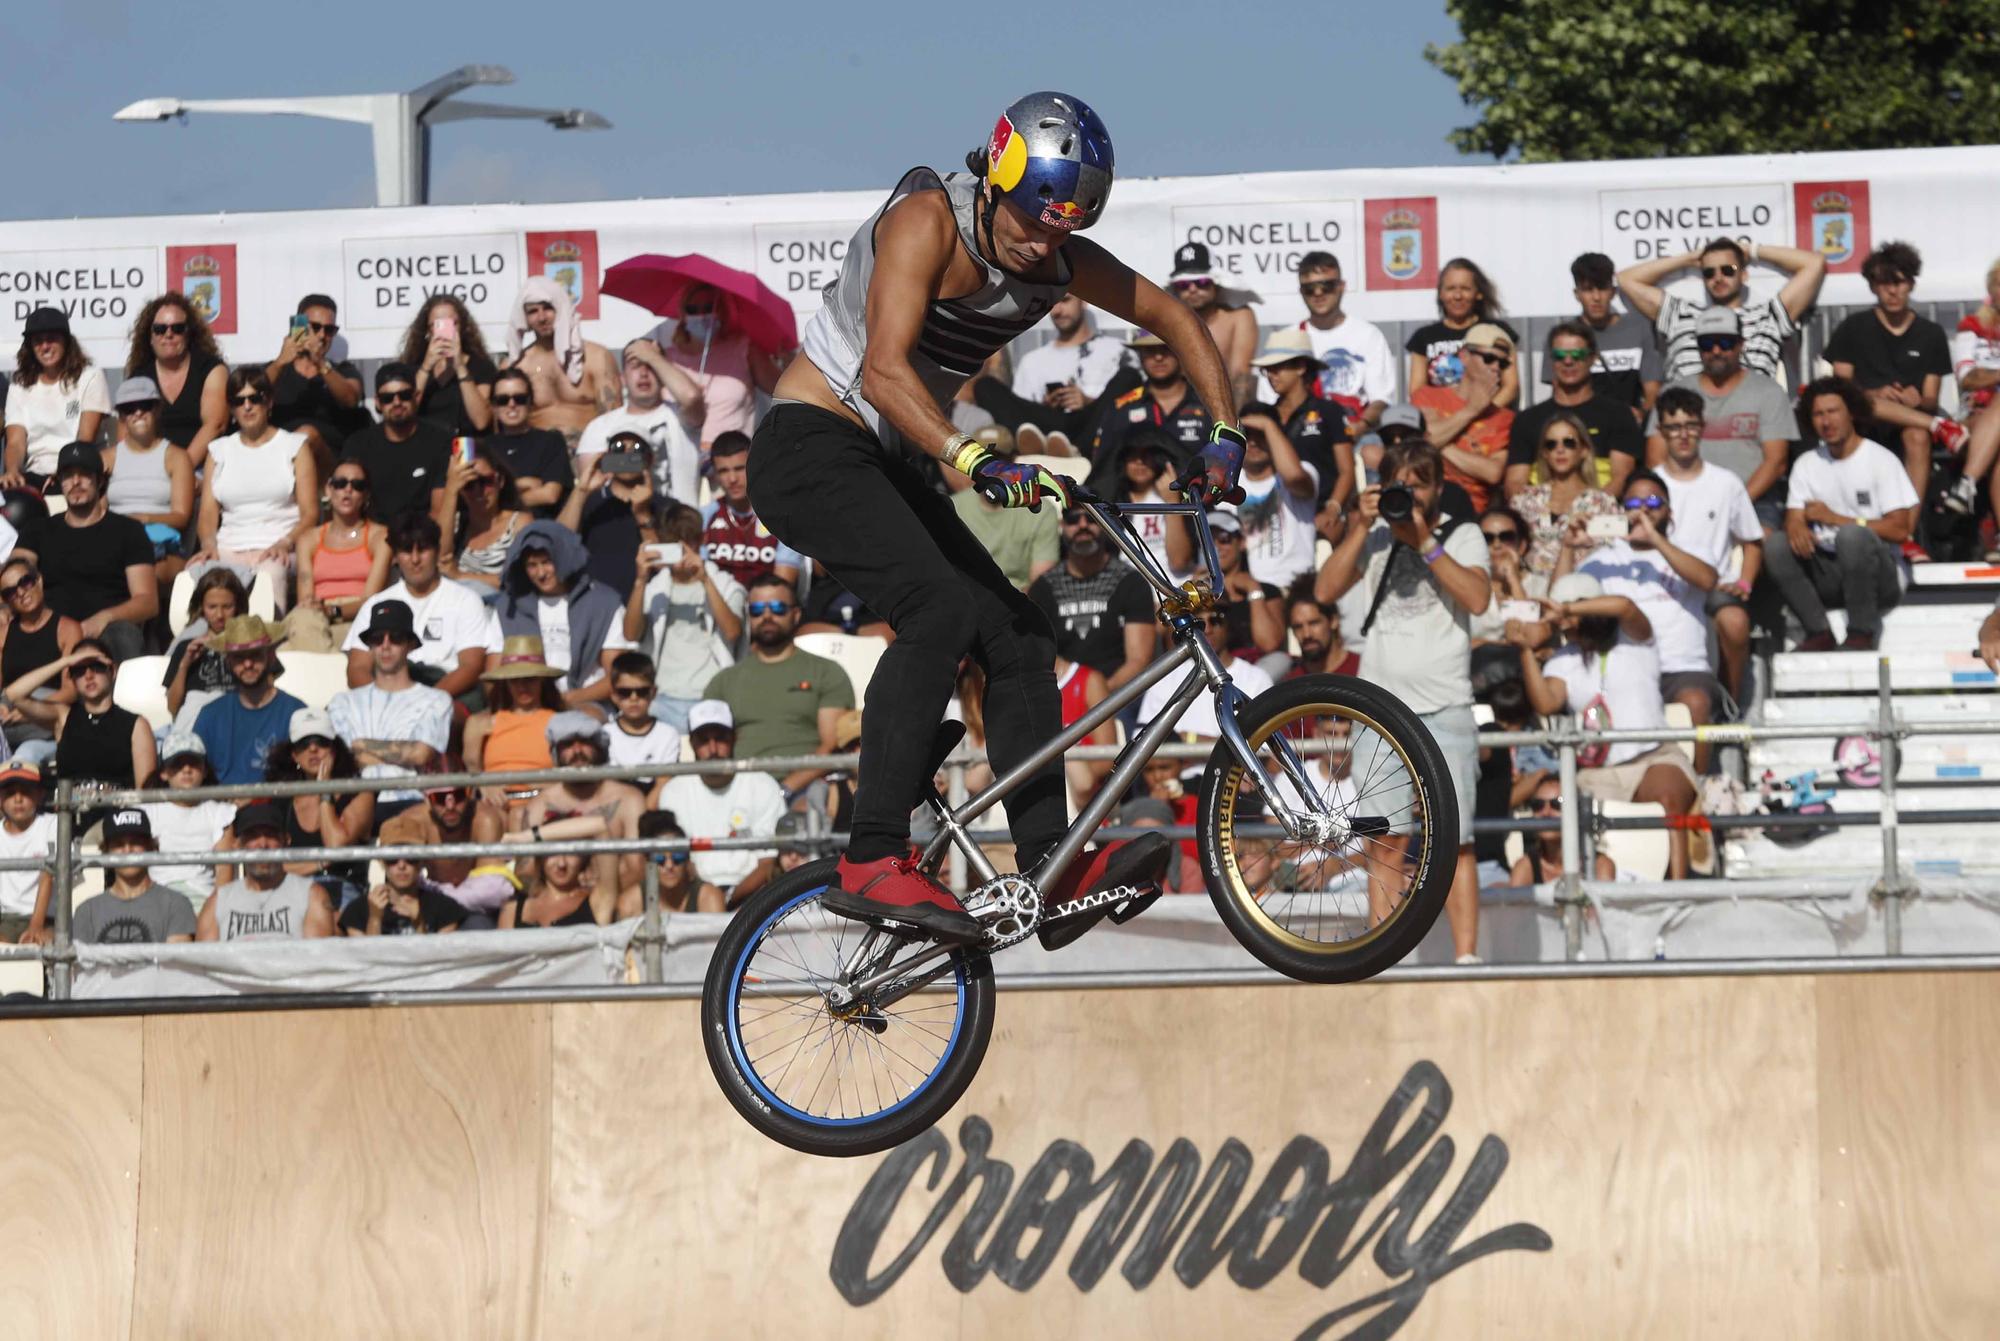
[105,440,174,517]
[799,168,1071,451]
[214,874,315,940]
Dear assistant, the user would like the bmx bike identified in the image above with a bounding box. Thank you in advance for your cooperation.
[703,484,1456,1156]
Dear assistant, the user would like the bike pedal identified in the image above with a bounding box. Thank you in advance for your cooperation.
[1107,883,1162,925]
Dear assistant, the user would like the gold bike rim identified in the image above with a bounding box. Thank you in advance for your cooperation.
[1214,700,1436,956]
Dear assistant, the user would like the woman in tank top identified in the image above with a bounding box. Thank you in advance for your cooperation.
[291,457,389,649]
[0,639,157,811]
[191,367,317,616]
[436,441,525,598]
[266,719,376,911]
[1053,655,1117,814]
[123,293,228,470]
[498,848,616,929]
[463,635,561,809]
[101,380,196,597]
[0,554,80,757]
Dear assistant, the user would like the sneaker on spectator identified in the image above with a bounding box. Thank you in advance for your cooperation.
[1944,475,1980,514]
[1841,632,1878,652]
[1932,415,1970,454]
[1454,953,1483,966]
[1014,424,1048,456]
[1899,538,1931,564]
[1794,631,1839,652]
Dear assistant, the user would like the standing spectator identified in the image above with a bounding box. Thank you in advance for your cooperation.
[197,801,336,941]
[1296,251,1395,427]
[122,293,227,470]
[265,709,376,909]
[1617,236,1826,382]
[1166,242,1258,402]
[652,699,783,910]
[1404,258,1519,406]
[0,555,79,761]
[1206,511,1286,673]
[189,367,317,614]
[102,376,195,599]
[0,761,54,946]
[1826,241,1962,508]
[575,340,702,509]
[949,429,1060,589]
[329,600,452,809]
[192,615,304,786]
[344,514,496,698]
[1085,332,1212,497]
[497,519,633,710]
[1949,260,2000,535]
[291,457,390,651]
[138,732,235,911]
[1656,388,1763,702]
[1511,410,1619,577]
[702,432,803,590]
[12,442,158,660]
[646,283,784,451]
[504,277,623,441]
[1233,404,1322,589]
[1503,321,1641,500]
[5,307,109,489]
[1414,322,1515,515]
[704,573,852,793]
[341,363,452,527]
[1555,253,1663,415]
[462,635,561,799]
[401,295,497,436]
[1027,508,1157,693]
[340,856,466,937]
[1106,428,1193,582]
[1285,583,1359,677]
[559,435,659,600]
[265,294,367,461]
[1314,440,1491,963]
[625,505,744,733]
[1764,378,1920,653]
[1642,307,1796,525]
[1252,329,1353,508]
[433,443,526,602]
[602,651,682,787]
[162,568,244,720]
[71,809,197,945]
[1,641,156,799]
[378,762,506,890]
[476,367,575,515]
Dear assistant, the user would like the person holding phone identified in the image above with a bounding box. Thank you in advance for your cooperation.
[1510,409,1618,576]
[265,294,366,467]
[624,503,744,734]
[433,441,525,600]
[558,431,656,600]
[398,296,497,436]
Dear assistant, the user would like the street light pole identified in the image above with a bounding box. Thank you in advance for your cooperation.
[113,65,611,207]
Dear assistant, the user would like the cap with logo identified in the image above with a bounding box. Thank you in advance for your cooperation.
[0,760,41,787]
[102,808,155,845]
[1378,404,1425,433]
[289,708,335,744]
[687,699,735,734]
[55,442,105,480]
[358,599,421,647]
[1170,241,1215,284]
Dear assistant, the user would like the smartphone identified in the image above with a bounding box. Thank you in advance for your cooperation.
[1587,514,1630,541]
[432,314,458,343]
[1500,599,1542,624]
[452,436,476,466]
[1045,381,1065,395]
[288,313,309,337]
[599,449,647,475]
[646,542,685,565]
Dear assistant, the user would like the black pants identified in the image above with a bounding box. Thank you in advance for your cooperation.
[748,403,1066,867]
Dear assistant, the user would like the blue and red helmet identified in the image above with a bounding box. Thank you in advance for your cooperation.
[983,92,1114,233]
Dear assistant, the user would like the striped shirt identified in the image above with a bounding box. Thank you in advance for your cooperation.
[1658,293,1795,382]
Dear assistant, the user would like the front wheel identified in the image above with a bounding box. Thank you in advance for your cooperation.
[1197,674,1457,983]
[701,857,997,1158]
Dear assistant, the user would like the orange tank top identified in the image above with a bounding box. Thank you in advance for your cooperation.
[485,709,556,773]
[313,522,379,602]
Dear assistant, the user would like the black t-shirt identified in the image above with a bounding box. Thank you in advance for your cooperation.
[1824,311,1951,394]
[482,428,574,514]
[1281,395,1350,508]
[340,421,452,524]
[163,631,233,696]
[1473,721,1514,865]
[416,353,501,437]
[1028,563,1156,678]
[338,886,465,935]
[22,509,153,623]
[271,361,370,451]
[1505,394,1643,471]
[577,487,640,601]
[1404,319,1520,388]
[1086,385,1213,496]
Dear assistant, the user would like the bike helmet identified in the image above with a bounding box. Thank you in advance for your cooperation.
[977,91,1114,233]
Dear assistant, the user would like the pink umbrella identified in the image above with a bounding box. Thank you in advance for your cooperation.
[601,253,799,355]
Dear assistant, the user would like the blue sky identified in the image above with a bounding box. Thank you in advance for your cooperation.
[9,0,1482,219]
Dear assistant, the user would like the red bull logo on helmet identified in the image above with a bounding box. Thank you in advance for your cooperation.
[1040,199,1087,230]
[988,114,1027,192]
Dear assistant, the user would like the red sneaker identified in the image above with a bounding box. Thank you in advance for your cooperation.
[1900,538,1932,564]
[1036,833,1173,951]
[1794,631,1838,653]
[819,855,983,945]
[1932,416,1970,455]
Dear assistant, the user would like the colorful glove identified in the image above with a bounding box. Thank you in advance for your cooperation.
[947,436,1073,512]
[1176,423,1248,505]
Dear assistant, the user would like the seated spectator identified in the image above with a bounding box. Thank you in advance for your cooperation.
[193,615,304,785]
[402,294,496,436]
[1253,329,1352,509]
[651,700,782,910]
[1138,608,1276,739]
[1555,252,1662,416]
[268,708,376,908]
[983,293,1126,455]
[72,809,197,945]
[1472,676,1541,887]
[795,559,888,640]
[1617,235,1826,382]
[344,513,496,698]
[496,846,617,929]
[626,502,745,732]
[1404,258,1519,406]
[523,712,647,896]
[463,635,562,804]
[138,731,235,911]
[189,366,316,615]
[497,519,633,710]
[1641,307,1796,527]
[1468,505,1550,688]
[703,431,803,589]
[196,801,336,940]
[377,757,505,890]
[1512,411,1618,576]
[1414,322,1514,515]
[1207,511,1285,675]
[603,651,682,787]
[1105,428,1192,581]
[620,813,692,914]
[434,442,526,600]
[505,277,623,440]
[1503,321,1641,501]
[1233,402,1323,591]
[1826,240,1961,507]
[646,283,783,451]
[1053,654,1117,811]
[1948,260,2000,535]
[339,855,465,937]
[0,554,79,759]
[1506,776,1617,888]
[4,307,109,491]
[477,366,575,515]
[1284,583,1359,677]
[1764,378,1920,653]
[1084,331,1211,497]
[164,568,246,720]
[265,293,368,462]
[1117,795,1203,894]
[949,427,1060,589]
[1168,242,1258,402]
[329,600,451,811]
[102,376,195,597]
[0,761,54,945]
[703,573,852,795]
[576,340,702,508]
[124,292,228,470]
[1655,388,1763,701]
[1029,508,1157,694]
[12,442,159,661]
[2,640,155,801]
[559,433,658,599]
[1514,572,1696,879]
[1296,250,1395,428]
[290,457,390,651]
[341,363,451,527]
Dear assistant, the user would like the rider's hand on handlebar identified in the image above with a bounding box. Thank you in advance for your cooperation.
[1173,423,1248,506]
[950,437,1073,512]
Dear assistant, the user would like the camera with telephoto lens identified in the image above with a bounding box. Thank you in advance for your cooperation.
[1378,482,1415,523]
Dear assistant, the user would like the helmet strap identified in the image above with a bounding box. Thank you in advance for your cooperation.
[976,182,1003,270]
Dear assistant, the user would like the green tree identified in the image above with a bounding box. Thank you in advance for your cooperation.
[1426,0,2000,161]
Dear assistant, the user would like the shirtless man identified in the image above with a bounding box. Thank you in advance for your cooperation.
[1168,241,1258,403]
[521,711,646,893]
[508,279,623,442]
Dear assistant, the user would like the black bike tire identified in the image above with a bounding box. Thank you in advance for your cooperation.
[1196,674,1458,984]
[700,858,998,1158]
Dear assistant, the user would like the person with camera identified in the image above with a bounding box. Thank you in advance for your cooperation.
[1314,439,1491,963]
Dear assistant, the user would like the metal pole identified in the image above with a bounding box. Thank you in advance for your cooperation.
[1875,655,1905,956]
[637,861,664,985]
[48,780,74,1001]
[1557,735,1583,961]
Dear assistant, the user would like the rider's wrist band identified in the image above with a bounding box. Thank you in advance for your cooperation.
[1422,543,1445,565]
[944,433,987,476]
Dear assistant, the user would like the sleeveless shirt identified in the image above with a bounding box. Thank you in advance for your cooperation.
[214,873,315,940]
[485,709,555,773]
[1057,661,1091,728]
[800,169,1071,452]
[105,441,174,518]
[136,352,222,452]
[57,702,138,790]
[312,521,378,602]
[1,611,61,687]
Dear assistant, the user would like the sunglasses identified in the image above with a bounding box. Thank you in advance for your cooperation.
[1695,335,1740,352]
[165,755,206,770]
[0,571,39,598]
[151,321,189,336]
[69,660,112,679]
[1528,796,1562,813]
[379,388,415,405]
[1543,435,1584,450]
[1298,280,1340,297]
[1481,528,1521,544]
[293,735,335,751]
[1061,510,1097,526]
[426,788,470,803]
[231,392,267,407]
[329,476,368,491]
[491,392,533,407]
[747,600,791,616]
[689,728,732,745]
[1549,348,1593,363]
[468,473,498,489]
[1622,495,1668,511]
[1700,264,1741,280]
[1170,279,1214,292]
[611,685,655,701]
[682,305,716,317]
[1465,348,1511,369]
[309,320,338,335]
[119,400,159,416]
[649,850,692,865]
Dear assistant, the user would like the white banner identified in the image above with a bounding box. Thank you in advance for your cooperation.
[752,219,861,313]
[1167,200,1358,293]
[1597,182,1790,267]
[340,231,519,332]
[0,246,159,339]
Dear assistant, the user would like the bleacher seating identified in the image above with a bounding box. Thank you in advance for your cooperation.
[274,651,353,713]
[112,655,171,729]
[793,632,887,704]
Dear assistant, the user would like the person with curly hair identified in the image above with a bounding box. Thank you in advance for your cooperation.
[123,292,228,470]
[4,307,108,491]
[397,294,497,436]
[1826,240,1962,508]
[1404,258,1520,407]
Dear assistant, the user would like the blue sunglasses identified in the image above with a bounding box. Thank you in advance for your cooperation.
[1622,495,1668,511]
[649,851,691,865]
[747,600,792,616]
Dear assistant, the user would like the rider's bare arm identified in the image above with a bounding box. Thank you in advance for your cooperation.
[1065,238,1238,434]
[859,192,977,458]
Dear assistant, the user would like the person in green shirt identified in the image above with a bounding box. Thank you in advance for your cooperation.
[947,428,1060,589]
[704,573,855,797]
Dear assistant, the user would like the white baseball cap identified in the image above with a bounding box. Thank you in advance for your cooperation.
[687,699,734,733]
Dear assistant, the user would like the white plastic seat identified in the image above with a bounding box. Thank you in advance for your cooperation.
[42,491,65,517]
[112,655,171,729]
[1597,799,1670,881]
[793,632,888,702]
[166,568,199,636]
[246,573,277,623]
[275,650,354,713]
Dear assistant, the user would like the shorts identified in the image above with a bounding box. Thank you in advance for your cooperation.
[0,913,35,942]
[1660,669,1730,717]
[1704,587,1745,614]
[1374,702,1478,848]
[1576,744,1698,804]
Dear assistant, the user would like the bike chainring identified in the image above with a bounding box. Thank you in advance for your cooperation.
[963,874,1043,950]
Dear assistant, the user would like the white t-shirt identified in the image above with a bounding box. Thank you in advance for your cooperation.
[1233,462,1320,588]
[534,597,635,692]
[1663,462,1762,572]
[658,772,784,888]
[605,717,683,785]
[637,563,744,699]
[1786,438,1921,552]
[577,401,700,508]
[1138,655,1275,739]
[5,368,110,475]
[208,429,305,551]
[1303,317,1397,409]
[1545,636,1665,767]
[0,813,54,916]
[1124,486,1188,582]
[1012,332,1128,400]
[141,799,237,901]
[327,681,453,801]
[345,579,501,673]
[1353,519,1490,714]
[1578,540,1708,675]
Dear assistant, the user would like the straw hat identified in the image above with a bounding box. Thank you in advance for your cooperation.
[484,634,564,680]
[215,614,285,655]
